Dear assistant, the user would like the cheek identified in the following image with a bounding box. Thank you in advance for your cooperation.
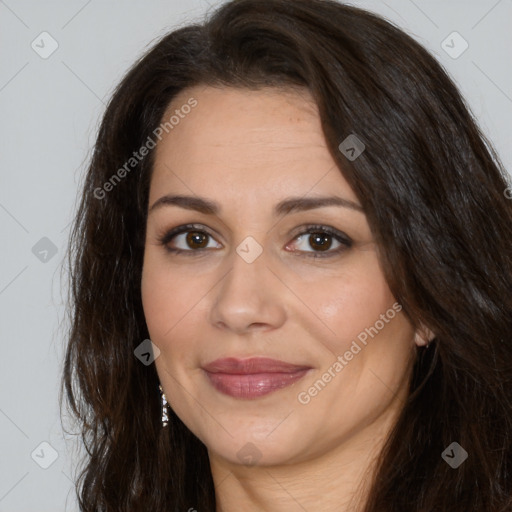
[141,252,192,343]
[141,250,217,373]
[141,255,203,391]
[141,261,169,340]
[296,252,397,351]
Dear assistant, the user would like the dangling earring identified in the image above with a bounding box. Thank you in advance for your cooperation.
[159,384,169,427]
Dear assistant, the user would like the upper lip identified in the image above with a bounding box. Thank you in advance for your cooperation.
[202,357,312,374]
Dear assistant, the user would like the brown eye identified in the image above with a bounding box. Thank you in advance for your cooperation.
[308,233,333,252]
[286,225,353,259]
[158,224,222,254]
[186,231,209,249]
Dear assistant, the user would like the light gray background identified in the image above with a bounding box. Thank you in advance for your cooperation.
[1,1,511,510]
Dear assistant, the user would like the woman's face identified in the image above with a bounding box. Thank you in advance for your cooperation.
[141,85,424,468]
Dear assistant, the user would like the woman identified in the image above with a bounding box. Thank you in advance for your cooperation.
[62,0,512,510]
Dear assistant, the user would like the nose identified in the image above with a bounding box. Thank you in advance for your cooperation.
[208,241,287,335]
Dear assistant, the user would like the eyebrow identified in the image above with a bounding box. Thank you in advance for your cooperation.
[149,194,364,216]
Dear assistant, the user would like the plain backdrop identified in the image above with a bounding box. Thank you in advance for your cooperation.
[0,1,511,510]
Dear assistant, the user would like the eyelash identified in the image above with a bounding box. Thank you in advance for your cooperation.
[157,223,353,259]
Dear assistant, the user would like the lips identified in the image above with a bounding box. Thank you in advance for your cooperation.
[202,357,312,399]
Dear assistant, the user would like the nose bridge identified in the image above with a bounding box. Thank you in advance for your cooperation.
[209,235,286,332]
[222,235,269,302]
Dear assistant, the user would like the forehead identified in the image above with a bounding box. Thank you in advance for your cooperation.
[150,85,358,204]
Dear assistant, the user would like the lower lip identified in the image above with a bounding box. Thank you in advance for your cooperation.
[203,369,311,399]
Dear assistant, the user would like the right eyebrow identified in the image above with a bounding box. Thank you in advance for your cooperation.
[148,194,219,215]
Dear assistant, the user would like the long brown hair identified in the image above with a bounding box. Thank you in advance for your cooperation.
[61,0,512,510]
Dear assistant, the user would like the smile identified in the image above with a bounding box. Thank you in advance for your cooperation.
[202,357,312,399]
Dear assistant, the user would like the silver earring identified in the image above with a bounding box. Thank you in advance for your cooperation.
[159,384,169,427]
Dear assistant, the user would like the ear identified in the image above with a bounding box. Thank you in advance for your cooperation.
[413,324,436,347]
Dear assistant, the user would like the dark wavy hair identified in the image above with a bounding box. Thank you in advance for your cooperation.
[61,0,512,510]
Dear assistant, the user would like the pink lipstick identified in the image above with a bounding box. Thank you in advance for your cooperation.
[202,357,312,399]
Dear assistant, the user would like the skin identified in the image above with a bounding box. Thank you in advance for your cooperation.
[141,85,433,511]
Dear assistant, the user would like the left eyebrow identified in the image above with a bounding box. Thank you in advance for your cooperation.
[148,194,364,216]
[274,195,364,215]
